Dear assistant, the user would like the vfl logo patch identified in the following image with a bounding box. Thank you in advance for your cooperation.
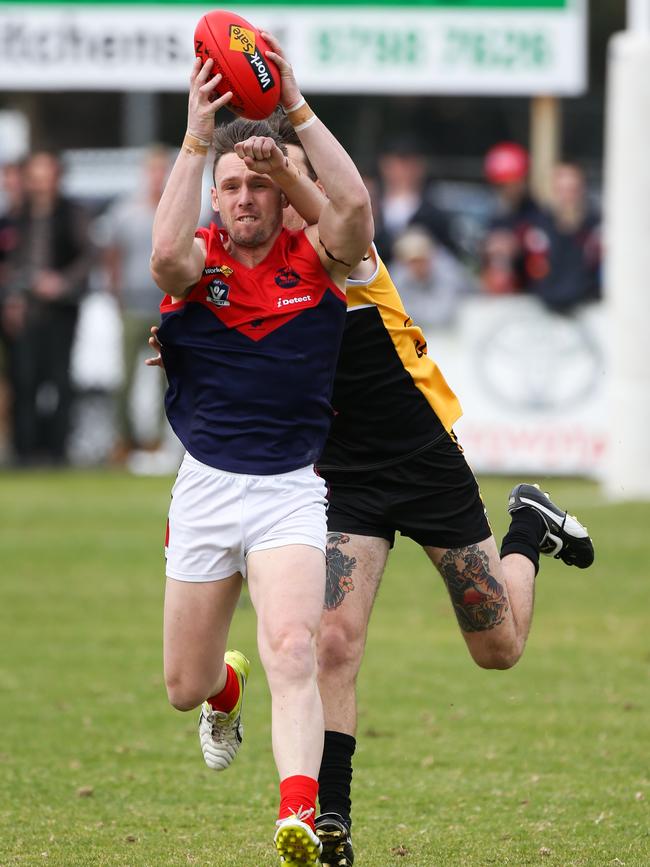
[274,267,301,289]
[206,279,231,307]
[229,25,255,55]
[243,50,275,93]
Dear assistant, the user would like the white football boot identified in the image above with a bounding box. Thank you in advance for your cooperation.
[198,650,250,771]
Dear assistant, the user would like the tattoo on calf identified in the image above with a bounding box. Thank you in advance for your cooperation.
[325,533,357,611]
[438,544,509,633]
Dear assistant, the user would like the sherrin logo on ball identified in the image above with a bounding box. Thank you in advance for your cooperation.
[194,9,281,120]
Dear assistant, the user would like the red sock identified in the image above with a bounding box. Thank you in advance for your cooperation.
[206,664,240,713]
[278,775,319,830]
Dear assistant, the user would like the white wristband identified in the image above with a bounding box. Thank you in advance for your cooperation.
[283,96,306,114]
[293,114,318,133]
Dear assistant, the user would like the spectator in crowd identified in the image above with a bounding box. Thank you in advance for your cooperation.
[390,226,478,329]
[480,141,543,294]
[0,160,27,459]
[521,162,601,312]
[374,135,457,265]
[2,150,93,465]
[98,144,173,461]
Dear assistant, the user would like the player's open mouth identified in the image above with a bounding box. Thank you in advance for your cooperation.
[237,215,257,223]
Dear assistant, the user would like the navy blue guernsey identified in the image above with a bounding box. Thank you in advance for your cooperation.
[158,225,347,474]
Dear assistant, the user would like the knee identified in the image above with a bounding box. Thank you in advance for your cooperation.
[317,619,364,679]
[263,625,316,684]
[469,641,523,671]
[165,672,207,712]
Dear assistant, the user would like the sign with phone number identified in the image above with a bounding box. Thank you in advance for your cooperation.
[0,3,586,95]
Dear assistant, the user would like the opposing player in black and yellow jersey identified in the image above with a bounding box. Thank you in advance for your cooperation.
[276,136,593,867]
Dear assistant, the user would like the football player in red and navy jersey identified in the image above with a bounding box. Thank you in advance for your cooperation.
[150,35,373,866]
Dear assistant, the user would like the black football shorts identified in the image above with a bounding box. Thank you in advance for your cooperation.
[320,433,492,549]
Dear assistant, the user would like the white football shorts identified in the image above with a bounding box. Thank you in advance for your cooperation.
[165,452,328,582]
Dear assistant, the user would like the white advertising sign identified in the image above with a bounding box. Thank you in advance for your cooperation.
[0,1,587,95]
[428,296,607,478]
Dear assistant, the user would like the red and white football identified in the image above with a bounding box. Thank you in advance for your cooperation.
[194,10,281,120]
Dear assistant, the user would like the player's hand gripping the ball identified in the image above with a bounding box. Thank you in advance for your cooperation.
[234,136,288,177]
[187,57,232,142]
[260,31,302,111]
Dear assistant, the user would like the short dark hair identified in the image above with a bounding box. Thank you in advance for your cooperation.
[212,117,287,181]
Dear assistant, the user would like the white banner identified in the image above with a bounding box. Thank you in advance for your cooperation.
[427,296,607,477]
[0,3,586,95]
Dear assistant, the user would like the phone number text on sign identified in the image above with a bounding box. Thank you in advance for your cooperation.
[316,27,423,67]
[444,26,552,70]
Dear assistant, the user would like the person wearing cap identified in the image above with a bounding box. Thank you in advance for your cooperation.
[481,141,543,294]
[391,225,477,329]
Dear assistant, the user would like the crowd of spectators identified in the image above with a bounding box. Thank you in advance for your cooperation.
[0,138,602,469]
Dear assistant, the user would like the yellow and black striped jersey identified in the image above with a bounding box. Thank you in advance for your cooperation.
[318,250,462,470]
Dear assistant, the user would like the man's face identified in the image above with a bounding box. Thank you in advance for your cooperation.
[145,152,170,199]
[552,165,584,212]
[212,152,284,248]
[378,153,426,193]
[25,153,61,200]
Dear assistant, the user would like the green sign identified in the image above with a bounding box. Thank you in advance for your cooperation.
[0,0,585,94]
[2,0,569,7]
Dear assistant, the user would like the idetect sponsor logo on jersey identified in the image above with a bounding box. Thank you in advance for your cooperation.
[276,294,312,309]
[274,267,301,289]
[206,278,231,307]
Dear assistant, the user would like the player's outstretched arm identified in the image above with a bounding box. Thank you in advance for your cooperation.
[151,59,232,298]
[234,135,326,227]
[263,32,373,280]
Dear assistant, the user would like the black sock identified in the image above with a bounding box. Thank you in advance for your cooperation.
[500,507,547,575]
[318,730,356,827]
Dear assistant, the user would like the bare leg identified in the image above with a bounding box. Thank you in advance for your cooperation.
[317,533,390,735]
[247,544,326,780]
[163,572,243,710]
[426,536,535,669]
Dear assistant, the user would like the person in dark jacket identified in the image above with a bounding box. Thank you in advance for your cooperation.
[522,162,601,312]
[3,151,93,464]
[374,135,458,266]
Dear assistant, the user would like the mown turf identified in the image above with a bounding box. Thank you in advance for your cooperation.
[1,472,648,866]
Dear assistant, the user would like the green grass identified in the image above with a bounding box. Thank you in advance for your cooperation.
[1,472,648,866]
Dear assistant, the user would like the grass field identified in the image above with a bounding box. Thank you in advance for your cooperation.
[1,471,648,866]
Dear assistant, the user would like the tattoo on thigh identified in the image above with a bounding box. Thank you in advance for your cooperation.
[438,545,508,633]
[325,533,357,611]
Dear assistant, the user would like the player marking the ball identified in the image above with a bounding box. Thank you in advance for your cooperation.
[150,21,373,867]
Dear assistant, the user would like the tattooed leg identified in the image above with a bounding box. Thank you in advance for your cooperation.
[325,533,358,611]
[427,536,535,669]
[317,533,390,733]
[436,543,509,632]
